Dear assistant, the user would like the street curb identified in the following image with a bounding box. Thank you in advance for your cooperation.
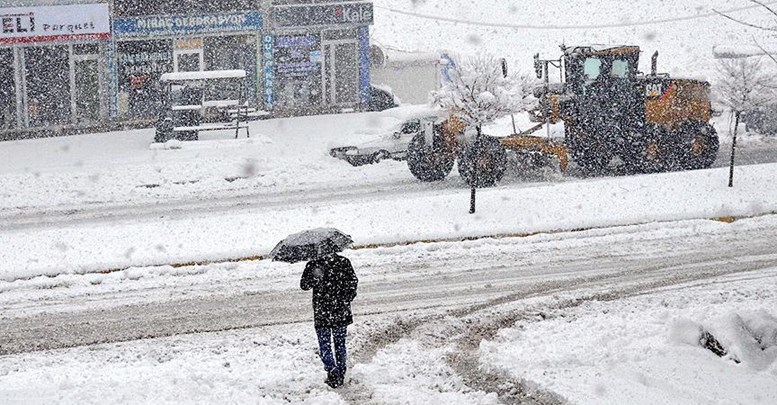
[159,213,768,271]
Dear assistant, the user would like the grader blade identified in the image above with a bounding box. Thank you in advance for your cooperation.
[499,134,569,172]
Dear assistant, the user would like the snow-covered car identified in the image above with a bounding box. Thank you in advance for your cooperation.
[367,84,400,112]
[330,105,445,166]
[743,103,777,136]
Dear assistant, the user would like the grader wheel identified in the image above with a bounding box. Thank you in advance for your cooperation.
[676,122,719,170]
[457,136,507,188]
[407,132,455,182]
[621,127,669,174]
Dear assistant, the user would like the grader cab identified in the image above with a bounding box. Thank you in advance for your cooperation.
[532,45,718,174]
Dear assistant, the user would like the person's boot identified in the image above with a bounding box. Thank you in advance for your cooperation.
[325,370,338,388]
[334,368,346,388]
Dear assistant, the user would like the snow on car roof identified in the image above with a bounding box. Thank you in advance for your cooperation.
[377,104,446,123]
[160,70,247,82]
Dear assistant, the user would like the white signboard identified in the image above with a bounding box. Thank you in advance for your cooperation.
[0,3,110,44]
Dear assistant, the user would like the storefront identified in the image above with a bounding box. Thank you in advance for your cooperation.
[0,2,110,136]
[0,1,375,138]
[111,9,264,120]
[266,2,373,115]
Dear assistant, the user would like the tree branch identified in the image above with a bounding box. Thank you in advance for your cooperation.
[713,9,777,31]
[752,35,777,66]
[749,0,777,19]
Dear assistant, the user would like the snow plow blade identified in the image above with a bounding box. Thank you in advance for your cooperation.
[499,134,569,172]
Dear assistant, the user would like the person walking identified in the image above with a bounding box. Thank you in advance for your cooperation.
[300,252,358,388]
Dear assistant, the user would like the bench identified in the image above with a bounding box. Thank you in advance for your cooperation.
[227,106,271,120]
[171,101,251,139]
[157,70,253,142]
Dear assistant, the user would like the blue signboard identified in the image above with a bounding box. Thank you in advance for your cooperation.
[358,26,370,105]
[113,11,263,38]
[262,34,275,108]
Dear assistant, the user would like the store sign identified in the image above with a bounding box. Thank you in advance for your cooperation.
[0,3,110,44]
[262,34,275,108]
[275,35,321,79]
[114,12,263,38]
[175,38,203,50]
[273,3,374,28]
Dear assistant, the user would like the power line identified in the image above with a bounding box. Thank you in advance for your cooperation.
[374,1,777,30]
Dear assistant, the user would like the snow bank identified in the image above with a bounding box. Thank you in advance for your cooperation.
[480,271,777,405]
[2,160,777,282]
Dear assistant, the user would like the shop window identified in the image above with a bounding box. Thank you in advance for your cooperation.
[204,36,254,102]
[117,40,173,118]
[0,49,16,130]
[323,29,358,41]
[274,34,323,111]
[25,46,71,127]
[74,59,101,123]
[73,43,100,55]
[176,53,202,72]
[205,36,252,71]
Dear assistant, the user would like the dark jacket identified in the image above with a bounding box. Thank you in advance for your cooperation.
[300,254,358,328]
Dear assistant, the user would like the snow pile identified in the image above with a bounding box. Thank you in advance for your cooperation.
[479,271,777,405]
[670,310,777,370]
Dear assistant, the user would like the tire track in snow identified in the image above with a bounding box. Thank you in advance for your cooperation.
[343,254,777,405]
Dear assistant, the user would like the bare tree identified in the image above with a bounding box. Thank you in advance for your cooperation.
[715,0,777,33]
[714,0,777,70]
[716,57,777,186]
[715,0,777,65]
[432,54,536,213]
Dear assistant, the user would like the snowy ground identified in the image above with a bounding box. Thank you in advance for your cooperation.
[0,107,776,403]
[3,0,777,399]
[1,218,775,404]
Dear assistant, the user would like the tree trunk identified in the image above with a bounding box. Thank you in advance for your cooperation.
[469,126,481,214]
[728,111,740,188]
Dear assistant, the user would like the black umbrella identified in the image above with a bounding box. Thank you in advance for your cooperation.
[270,228,354,263]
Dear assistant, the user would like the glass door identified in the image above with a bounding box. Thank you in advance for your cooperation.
[0,49,16,130]
[74,59,100,123]
[24,46,71,127]
[333,42,358,105]
[322,40,359,106]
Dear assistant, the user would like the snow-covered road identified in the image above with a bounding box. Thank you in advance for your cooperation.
[1,217,776,404]
[2,215,774,356]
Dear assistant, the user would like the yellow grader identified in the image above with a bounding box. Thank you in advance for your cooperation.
[406,44,719,187]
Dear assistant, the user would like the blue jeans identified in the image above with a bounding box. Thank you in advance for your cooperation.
[316,326,347,375]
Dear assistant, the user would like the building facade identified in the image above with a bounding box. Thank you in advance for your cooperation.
[0,0,373,139]
[1,0,112,136]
